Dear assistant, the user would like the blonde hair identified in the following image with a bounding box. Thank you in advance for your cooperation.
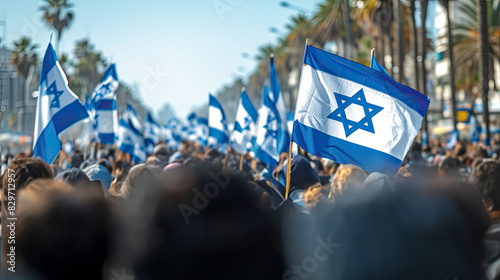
[304,183,326,210]
[329,164,367,200]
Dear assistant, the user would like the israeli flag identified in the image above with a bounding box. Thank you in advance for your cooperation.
[162,118,182,150]
[117,117,146,163]
[370,49,390,76]
[122,104,142,134]
[90,63,119,144]
[143,112,160,155]
[293,45,430,176]
[208,94,229,147]
[253,86,281,169]
[469,115,481,143]
[33,42,89,164]
[446,129,458,150]
[230,89,258,154]
[196,117,209,146]
[269,55,291,154]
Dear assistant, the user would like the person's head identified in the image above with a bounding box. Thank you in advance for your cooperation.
[55,168,104,197]
[438,157,461,178]
[288,155,320,194]
[114,163,283,279]
[120,164,159,199]
[304,183,328,210]
[470,161,500,212]
[17,179,73,214]
[112,160,132,177]
[83,164,113,197]
[1,157,53,204]
[153,144,170,158]
[17,191,110,280]
[329,164,367,201]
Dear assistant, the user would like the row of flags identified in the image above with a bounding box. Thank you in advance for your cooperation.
[34,39,435,178]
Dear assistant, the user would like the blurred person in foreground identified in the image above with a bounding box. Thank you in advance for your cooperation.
[470,161,500,280]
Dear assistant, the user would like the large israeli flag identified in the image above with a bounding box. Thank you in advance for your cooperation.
[143,112,160,154]
[33,42,89,164]
[208,94,229,147]
[253,86,281,169]
[117,117,146,163]
[293,45,430,176]
[90,63,119,144]
[269,55,290,154]
[231,89,258,154]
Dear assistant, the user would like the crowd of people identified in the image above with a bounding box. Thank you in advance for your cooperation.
[1,138,500,279]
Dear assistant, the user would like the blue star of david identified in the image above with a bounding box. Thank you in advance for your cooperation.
[327,89,383,137]
[243,116,252,131]
[93,114,99,129]
[45,81,64,109]
[263,114,278,139]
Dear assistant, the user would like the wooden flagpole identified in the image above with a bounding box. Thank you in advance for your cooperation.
[239,153,244,171]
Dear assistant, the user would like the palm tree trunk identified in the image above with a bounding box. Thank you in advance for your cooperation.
[420,0,429,144]
[478,0,491,145]
[445,0,458,131]
[342,0,353,59]
[410,0,420,91]
[379,15,386,68]
[395,0,405,83]
[387,0,395,76]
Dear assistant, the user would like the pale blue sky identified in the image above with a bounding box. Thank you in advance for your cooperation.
[1,0,320,118]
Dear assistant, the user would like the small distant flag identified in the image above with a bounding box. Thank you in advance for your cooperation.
[469,115,481,143]
[162,117,182,150]
[208,94,229,147]
[370,49,389,75]
[269,55,290,154]
[122,104,142,134]
[254,86,282,169]
[196,117,209,146]
[446,129,458,150]
[33,42,89,163]
[143,112,160,155]
[230,89,258,154]
[90,63,119,144]
[293,45,429,176]
[118,104,145,162]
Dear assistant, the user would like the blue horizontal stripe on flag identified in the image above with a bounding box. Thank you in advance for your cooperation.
[33,100,88,163]
[241,91,258,122]
[98,133,115,144]
[33,120,61,163]
[120,143,135,155]
[96,99,116,110]
[39,43,58,85]
[292,120,402,177]
[209,127,228,143]
[253,144,278,170]
[304,45,429,118]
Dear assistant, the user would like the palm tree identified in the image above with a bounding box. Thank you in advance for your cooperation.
[477,0,491,145]
[10,37,38,103]
[420,0,429,143]
[342,0,353,59]
[395,0,405,83]
[10,37,38,134]
[72,39,107,97]
[441,0,458,131]
[409,0,420,91]
[39,0,74,53]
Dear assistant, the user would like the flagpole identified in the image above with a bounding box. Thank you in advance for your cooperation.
[239,153,244,171]
[370,48,375,68]
[285,38,309,198]
[284,140,293,198]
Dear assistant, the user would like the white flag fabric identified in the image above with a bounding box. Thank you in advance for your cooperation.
[33,42,89,163]
[230,89,258,154]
